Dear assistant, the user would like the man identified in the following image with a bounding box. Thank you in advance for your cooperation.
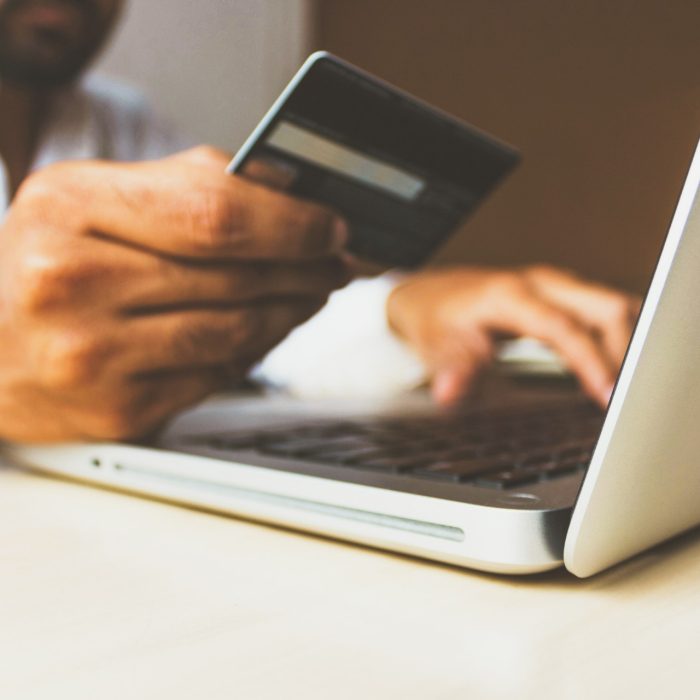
[0,0,639,443]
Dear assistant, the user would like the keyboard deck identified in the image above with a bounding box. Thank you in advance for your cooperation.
[187,403,604,490]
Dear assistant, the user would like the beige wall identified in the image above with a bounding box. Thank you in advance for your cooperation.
[99,0,312,151]
[315,0,700,291]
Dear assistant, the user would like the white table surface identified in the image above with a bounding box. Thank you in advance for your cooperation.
[2,451,699,700]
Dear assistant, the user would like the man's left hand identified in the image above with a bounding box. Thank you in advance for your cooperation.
[387,265,641,407]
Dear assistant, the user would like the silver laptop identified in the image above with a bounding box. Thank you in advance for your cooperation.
[7,139,700,578]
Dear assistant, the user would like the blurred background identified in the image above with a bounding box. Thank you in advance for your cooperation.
[100,0,700,293]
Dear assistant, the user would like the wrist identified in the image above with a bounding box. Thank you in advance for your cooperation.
[386,284,408,340]
[386,274,422,343]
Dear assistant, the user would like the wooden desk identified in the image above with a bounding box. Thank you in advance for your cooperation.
[2,456,698,699]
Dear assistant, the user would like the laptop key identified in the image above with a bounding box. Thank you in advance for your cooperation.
[302,447,391,465]
[351,455,425,473]
[477,443,515,458]
[555,444,593,459]
[190,433,263,450]
[516,451,555,467]
[432,447,483,461]
[539,458,587,478]
[258,438,336,457]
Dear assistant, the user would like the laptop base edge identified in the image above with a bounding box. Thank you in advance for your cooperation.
[5,442,569,576]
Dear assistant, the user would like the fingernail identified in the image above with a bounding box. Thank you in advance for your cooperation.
[333,219,349,249]
[433,372,459,405]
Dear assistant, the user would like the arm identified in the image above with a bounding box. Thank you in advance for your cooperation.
[258,265,640,408]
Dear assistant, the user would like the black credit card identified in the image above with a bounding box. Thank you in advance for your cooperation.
[228,52,519,268]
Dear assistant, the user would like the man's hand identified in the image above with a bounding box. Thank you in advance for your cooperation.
[387,266,641,407]
[0,147,350,442]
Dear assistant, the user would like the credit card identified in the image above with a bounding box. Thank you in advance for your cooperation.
[228,52,519,268]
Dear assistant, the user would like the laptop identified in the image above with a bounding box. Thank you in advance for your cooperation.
[6,138,700,578]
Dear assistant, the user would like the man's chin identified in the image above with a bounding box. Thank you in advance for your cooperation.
[0,61,84,89]
[0,43,89,88]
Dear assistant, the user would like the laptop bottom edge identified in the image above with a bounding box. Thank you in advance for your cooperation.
[5,442,571,575]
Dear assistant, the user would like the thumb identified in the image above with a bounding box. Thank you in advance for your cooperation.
[169,146,233,171]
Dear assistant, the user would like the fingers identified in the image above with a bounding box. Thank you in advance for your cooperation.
[22,147,348,261]
[35,300,325,402]
[62,235,351,312]
[388,266,636,407]
[478,283,617,405]
[432,364,482,406]
[121,257,350,313]
[240,157,298,190]
[116,298,326,375]
[429,330,494,405]
[524,266,640,367]
[137,370,225,419]
[67,369,224,441]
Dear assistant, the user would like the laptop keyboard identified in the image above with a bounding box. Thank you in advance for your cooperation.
[186,403,604,490]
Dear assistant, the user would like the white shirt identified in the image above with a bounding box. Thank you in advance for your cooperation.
[0,75,427,399]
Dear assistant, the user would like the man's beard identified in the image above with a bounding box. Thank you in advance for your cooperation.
[0,0,114,89]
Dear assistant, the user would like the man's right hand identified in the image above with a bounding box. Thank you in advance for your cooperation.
[0,147,350,442]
